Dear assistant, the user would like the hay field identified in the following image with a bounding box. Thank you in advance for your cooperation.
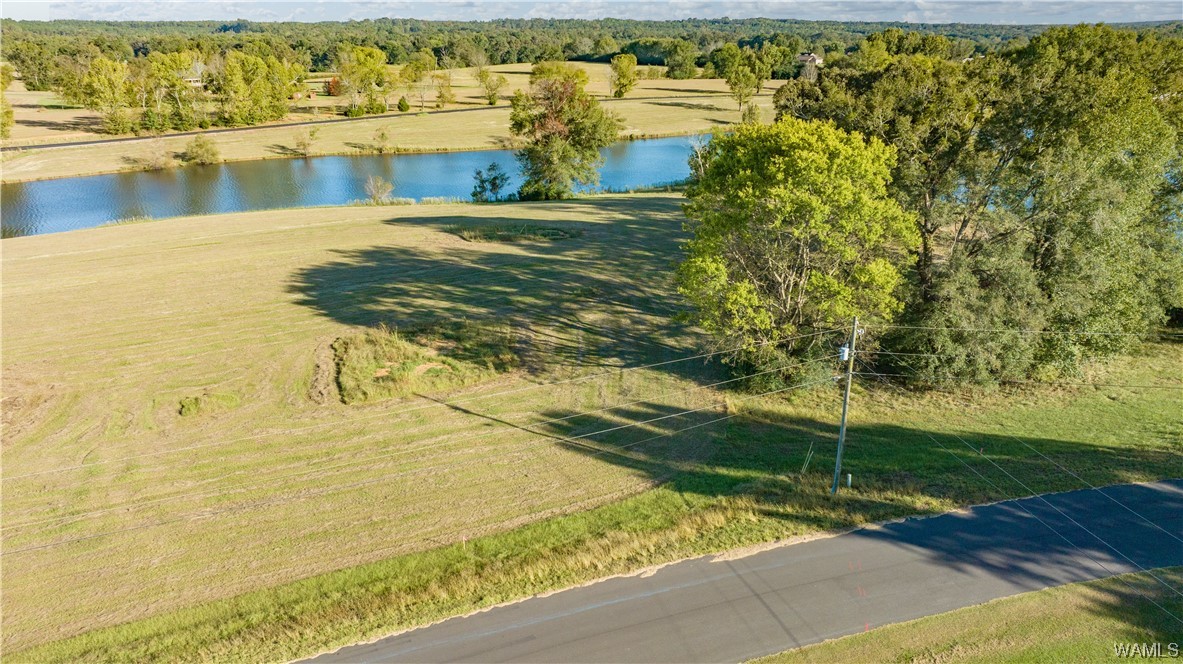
[1,193,726,651]
[1,62,772,182]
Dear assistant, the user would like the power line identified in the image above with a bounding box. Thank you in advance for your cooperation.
[2,327,843,482]
[874,324,1183,337]
[925,433,1183,628]
[5,356,835,533]
[852,371,1183,391]
[1001,432,1183,547]
[942,430,1183,602]
[3,376,835,556]
[28,406,765,590]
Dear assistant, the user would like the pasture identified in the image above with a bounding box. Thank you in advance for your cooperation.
[2,193,1180,660]
[1,62,772,182]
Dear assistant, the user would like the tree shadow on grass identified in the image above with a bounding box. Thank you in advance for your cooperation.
[645,100,727,111]
[265,143,308,157]
[528,399,1182,640]
[15,115,105,133]
[286,197,714,379]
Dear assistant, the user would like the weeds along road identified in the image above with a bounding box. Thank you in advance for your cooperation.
[307,480,1183,663]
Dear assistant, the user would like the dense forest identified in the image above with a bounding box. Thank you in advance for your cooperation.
[1,17,1179,136]
[0,17,1090,70]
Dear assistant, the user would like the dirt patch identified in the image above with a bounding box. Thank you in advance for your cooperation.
[0,367,61,445]
[411,362,447,377]
[308,337,340,405]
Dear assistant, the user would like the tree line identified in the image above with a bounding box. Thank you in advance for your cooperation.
[678,24,1183,385]
[4,17,1175,136]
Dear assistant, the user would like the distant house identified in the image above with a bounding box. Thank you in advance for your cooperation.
[182,62,207,87]
[797,52,824,67]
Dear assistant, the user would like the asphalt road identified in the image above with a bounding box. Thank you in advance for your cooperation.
[307,480,1183,663]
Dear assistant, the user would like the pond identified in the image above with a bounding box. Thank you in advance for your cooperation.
[0,135,703,238]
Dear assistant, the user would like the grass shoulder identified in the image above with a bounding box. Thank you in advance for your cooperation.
[753,567,1183,663]
[12,339,1182,663]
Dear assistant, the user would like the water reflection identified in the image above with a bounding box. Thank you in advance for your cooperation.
[0,135,700,237]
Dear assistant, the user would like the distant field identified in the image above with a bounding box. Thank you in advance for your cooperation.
[0,62,772,182]
[755,567,1183,663]
[3,193,1180,660]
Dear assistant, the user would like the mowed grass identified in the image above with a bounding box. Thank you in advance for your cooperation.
[754,567,1183,663]
[1,194,719,652]
[2,195,1181,661]
[0,62,770,182]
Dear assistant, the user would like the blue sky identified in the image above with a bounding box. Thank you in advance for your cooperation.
[2,1,1179,24]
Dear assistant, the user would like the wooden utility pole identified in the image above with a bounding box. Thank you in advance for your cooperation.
[831,317,858,495]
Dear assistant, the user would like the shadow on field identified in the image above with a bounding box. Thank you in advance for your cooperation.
[15,115,104,133]
[532,401,1183,638]
[287,197,714,378]
[646,100,727,111]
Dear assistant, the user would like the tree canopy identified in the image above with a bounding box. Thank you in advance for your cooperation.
[773,23,1183,383]
[509,62,621,200]
[677,119,917,374]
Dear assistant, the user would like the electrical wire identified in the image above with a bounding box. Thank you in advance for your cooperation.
[3,375,836,556]
[874,324,1183,337]
[2,327,844,482]
[4,356,836,533]
[925,433,1183,628]
[942,430,1183,602]
[1001,433,1183,547]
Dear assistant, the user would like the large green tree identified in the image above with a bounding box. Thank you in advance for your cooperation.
[509,61,621,200]
[338,45,388,113]
[677,119,917,373]
[0,64,13,139]
[775,25,1183,382]
[81,56,132,133]
[212,50,302,126]
[609,53,638,98]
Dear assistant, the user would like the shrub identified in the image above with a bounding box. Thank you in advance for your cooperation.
[397,96,410,112]
[293,127,319,156]
[323,76,344,96]
[181,135,220,165]
[364,175,393,203]
[471,162,510,202]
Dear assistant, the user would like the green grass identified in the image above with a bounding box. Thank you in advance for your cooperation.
[2,193,1180,661]
[2,62,773,183]
[177,391,241,417]
[753,567,1183,663]
[334,321,518,404]
[447,223,583,243]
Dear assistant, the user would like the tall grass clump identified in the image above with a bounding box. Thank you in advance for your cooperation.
[333,322,518,404]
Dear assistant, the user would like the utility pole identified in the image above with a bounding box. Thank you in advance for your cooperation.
[831,316,858,495]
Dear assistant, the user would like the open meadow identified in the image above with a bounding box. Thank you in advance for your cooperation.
[2,194,1181,661]
[0,62,773,183]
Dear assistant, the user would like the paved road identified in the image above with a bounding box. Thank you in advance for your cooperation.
[307,480,1183,663]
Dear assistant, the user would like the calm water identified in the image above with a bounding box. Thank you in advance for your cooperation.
[1,136,700,238]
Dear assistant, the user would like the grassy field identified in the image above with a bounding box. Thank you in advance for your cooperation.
[2,194,1180,661]
[0,62,772,182]
[755,567,1183,663]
